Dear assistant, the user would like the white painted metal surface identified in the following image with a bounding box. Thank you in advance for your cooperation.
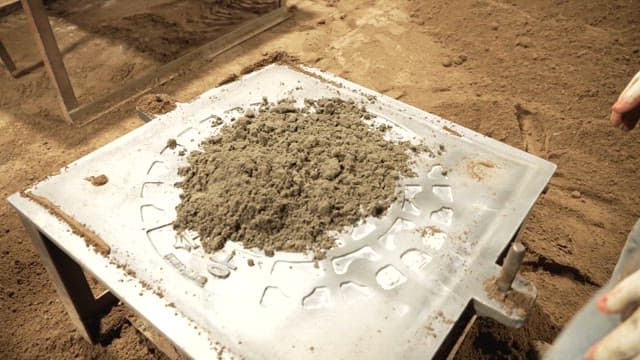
[9,64,555,359]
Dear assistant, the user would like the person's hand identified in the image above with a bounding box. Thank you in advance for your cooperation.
[610,71,640,131]
[585,269,640,360]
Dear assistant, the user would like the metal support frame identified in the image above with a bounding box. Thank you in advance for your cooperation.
[19,212,191,357]
[128,315,184,360]
[440,222,528,359]
[19,215,118,343]
[16,0,289,125]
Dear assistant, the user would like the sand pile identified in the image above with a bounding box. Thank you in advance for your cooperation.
[174,98,425,257]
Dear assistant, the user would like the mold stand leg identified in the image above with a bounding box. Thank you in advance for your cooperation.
[19,215,117,343]
[0,39,16,74]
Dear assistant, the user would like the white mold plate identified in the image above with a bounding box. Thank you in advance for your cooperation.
[9,65,555,359]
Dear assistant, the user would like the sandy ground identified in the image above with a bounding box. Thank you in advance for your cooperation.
[1,0,639,358]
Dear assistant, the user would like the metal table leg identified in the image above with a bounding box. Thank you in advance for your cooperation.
[19,215,118,343]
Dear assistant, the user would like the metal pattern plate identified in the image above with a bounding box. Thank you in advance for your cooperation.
[9,64,555,359]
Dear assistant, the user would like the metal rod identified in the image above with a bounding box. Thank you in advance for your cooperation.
[497,242,526,292]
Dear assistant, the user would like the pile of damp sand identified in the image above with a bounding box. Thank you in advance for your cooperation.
[173,98,426,258]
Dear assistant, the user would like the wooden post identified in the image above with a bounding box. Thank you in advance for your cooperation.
[0,39,16,74]
[20,0,77,123]
[19,216,117,343]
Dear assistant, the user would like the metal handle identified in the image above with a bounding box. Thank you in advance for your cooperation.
[497,242,526,292]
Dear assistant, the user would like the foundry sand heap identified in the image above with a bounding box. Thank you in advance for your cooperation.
[174,97,427,258]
